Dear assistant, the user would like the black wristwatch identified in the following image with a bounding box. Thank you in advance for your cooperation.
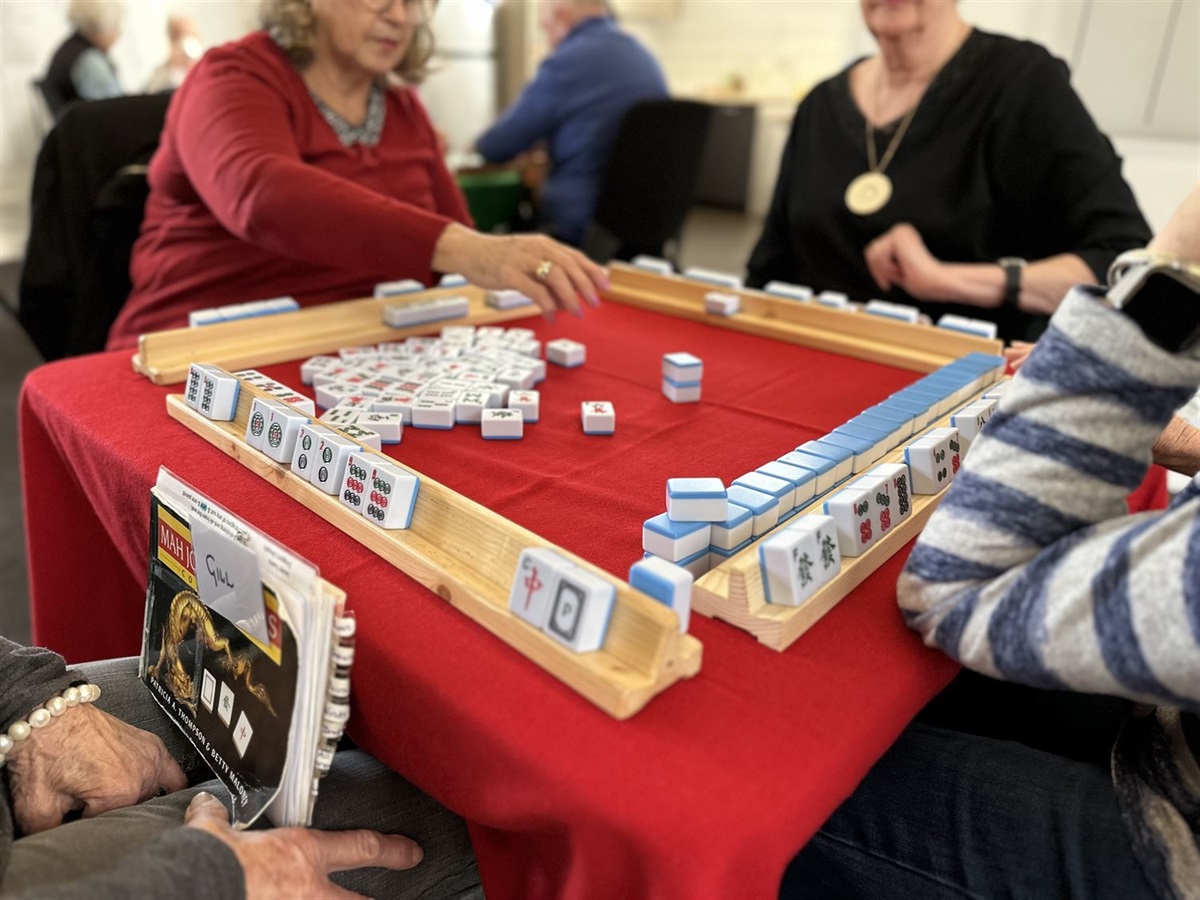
[1106,250,1200,353]
[997,257,1026,309]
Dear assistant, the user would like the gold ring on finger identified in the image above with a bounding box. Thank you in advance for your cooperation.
[535,259,553,282]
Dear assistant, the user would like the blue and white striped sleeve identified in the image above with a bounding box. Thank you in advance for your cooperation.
[898,287,1200,712]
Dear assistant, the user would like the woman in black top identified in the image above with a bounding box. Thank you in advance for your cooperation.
[746,0,1151,342]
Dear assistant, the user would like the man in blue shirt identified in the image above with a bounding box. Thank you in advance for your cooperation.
[475,1,667,247]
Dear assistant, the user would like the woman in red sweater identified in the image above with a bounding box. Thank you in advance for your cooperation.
[109,0,605,350]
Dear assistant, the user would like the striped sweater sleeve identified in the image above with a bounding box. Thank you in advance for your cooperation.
[898,287,1200,711]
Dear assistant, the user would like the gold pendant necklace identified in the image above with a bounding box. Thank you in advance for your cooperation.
[845,102,917,216]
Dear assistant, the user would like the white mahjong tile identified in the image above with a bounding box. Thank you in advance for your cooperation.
[454,389,488,424]
[274,392,316,417]
[357,412,403,443]
[823,484,877,558]
[340,423,382,451]
[290,423,335,482]
[507,547,567,628]
[704,292,739,316]
[339,451,373,514]
[546,338,586,368]
[507,390,539,423]
[372,391,418,423]
[759,514,841,606]
[662,379,701,403]
[542,566,615,653]
[245,397,286,451]
[481,408,523,439]
[362,461,419,529]
[628,556,692,632]
[312,433,359,495]
[185,363,213,409]
[581,401,614,435]
[411,398,456,429]
[904,427,960,494]
[496,368,535,391]
[951,400,997,452]
[662,352,703,382]
[262,405,309,463]
[320,406,364,427]
[198,370,240,420]
[859,462,912,536]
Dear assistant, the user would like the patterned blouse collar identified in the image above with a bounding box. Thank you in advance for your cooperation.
[308,82,386,147]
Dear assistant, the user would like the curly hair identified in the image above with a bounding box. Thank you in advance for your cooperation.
[260,0,436,84]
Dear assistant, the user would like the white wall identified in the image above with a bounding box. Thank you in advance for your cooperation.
[1,0,1195,263]
[617,0,1199,229]
[0,0,259,261]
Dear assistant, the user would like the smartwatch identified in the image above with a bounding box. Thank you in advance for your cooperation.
[997,257,1026,309]
[1105,250,1200,353]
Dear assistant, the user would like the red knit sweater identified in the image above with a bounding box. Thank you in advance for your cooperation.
[110,31,471,350]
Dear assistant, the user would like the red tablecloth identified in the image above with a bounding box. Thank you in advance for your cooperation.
[22,302,981,898]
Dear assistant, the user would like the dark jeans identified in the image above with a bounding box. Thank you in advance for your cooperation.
[781,676,1155,899]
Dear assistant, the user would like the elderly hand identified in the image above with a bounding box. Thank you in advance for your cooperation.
[433,223,608,319]
[1003,340,1036,373]
[1147,182,1200,263]
[864,222,952,301]
[6,701,187,834]
[185,792,424,900]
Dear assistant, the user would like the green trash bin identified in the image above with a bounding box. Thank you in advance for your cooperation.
[456,170,524,233]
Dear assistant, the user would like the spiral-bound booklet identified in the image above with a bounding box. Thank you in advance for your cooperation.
[139,468,354,828]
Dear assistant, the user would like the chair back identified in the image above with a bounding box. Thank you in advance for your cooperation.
[28,80,54,139]
[19,93,170,360]
[581,99,715,264]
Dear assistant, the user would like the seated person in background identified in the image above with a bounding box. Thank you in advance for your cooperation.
[144,15,204,94]
[109,0,605,350]
[474,0,668,247]
[747,0,1150,343]
[781,184,1200,899]
[0,636,481,899]
[42,0,125,117]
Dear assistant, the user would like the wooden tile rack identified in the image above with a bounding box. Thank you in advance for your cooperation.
[168,378,702,719]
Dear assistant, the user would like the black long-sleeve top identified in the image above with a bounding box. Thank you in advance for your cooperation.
[0,638,243,899]
[745,29,1152,342]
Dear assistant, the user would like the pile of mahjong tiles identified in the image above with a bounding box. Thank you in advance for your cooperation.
[642,351,1009,609]
[295,325,555,441]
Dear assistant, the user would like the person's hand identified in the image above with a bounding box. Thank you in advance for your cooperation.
[1147,182,1200,263]
[432,223,608,319]
[433,127,449,158]
[185,792,424,900]
[1152,414,1200,477]
[6,702,187,834]
[1003,340,1036,373]
[864,223,952,301]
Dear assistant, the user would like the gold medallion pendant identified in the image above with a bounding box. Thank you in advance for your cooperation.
[844,171,893,216]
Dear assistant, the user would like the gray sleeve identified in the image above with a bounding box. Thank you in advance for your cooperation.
[5,828,245,900]
[69,49,123,101]
[898,289,1200,710]
[0,638,79,730]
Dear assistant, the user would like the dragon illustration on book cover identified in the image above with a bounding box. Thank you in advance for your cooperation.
[147,589,277,716]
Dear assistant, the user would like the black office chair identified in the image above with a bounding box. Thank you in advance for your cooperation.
[19,93,170,360]
[580,99,715,265]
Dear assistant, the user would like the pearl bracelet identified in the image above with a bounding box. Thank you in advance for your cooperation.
[0,683,102,768]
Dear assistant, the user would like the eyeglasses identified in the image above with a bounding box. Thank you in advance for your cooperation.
[360,0,434,20]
